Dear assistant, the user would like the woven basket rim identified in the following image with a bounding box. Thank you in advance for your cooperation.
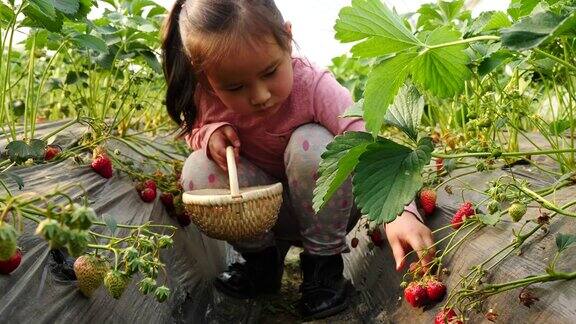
[182,182,282,205]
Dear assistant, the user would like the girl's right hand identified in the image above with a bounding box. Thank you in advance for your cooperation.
[207,125,241,171]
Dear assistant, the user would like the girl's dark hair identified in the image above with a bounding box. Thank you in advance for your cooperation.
[161,0,292,135]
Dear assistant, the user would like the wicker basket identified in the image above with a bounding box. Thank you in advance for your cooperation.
[182,146,283,241]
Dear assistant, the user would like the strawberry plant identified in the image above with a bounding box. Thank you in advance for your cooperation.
[0,189,177,301]
[318,0,576,321]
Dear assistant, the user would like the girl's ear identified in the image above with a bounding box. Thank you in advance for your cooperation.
[284,21,292,38]
[284,21,293,53]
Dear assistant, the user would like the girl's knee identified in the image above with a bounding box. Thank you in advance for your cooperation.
[284,124,333,170]
[181,149,225,190]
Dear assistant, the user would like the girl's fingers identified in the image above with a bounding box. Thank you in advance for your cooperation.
[222,126,241,148]
[389,238,406,271]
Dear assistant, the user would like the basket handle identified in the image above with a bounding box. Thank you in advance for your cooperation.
[226,146,241,198]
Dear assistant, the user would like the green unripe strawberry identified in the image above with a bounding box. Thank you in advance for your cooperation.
[0,223,18,261]
[74,255,109,297]
[488,200,500,214]
[35,219,69,249]
[104,270,130,299]
[68,205,96,230]
[509,202,527,222]
[138,277,156,295]
[154,285,170,303]
[66,229,89,257]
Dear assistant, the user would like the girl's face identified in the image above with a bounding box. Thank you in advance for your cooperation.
[205,34,293,118]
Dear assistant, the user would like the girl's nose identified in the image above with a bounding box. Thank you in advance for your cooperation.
[250,83,272,107]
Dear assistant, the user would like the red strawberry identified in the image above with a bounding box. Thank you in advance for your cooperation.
[459,202,475,217]
[44,145,62,161]
[0,248,22,275]
[434,308,461,324]
[451,210,465,229]
[419,188,437,216]
[369,228,384,247]
[91,154,113,178]
[160,192,175,210]
[451,202,475,230]
[140,187,156,202]
[426,278,447,303]
[404,281,428,308]
[143,179,157,192]
[350,237,359,248]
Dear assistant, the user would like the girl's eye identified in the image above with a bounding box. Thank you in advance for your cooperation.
[264,68,277,78]
[226,85,243,92]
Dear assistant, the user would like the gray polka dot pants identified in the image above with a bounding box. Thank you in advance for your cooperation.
[181,123,360,256]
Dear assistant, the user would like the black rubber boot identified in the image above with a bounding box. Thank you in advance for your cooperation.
[298,253,350,320]
[213,246,283,299]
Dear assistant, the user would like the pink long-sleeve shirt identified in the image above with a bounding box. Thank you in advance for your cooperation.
[184,57,422,219]
[185,57,364,179]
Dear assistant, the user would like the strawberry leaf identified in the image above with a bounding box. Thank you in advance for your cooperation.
[3,172,24,190]
[507,0,541,20]
[384,84,424,142]
[313,132,374,212]
[5,140,32,163]
[353,137,433,224]
[479,213,500,226]
[413,26,471,98]
[334,0,421,46]
[501,11,576,51]
[103,214,117,234]
[556,233,576,252]
[351,37,417,58]
[72,34,109,54]
[54,0,79,15]
[364,51,416,136]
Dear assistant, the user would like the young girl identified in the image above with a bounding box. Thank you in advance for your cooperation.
[162,0,435,320]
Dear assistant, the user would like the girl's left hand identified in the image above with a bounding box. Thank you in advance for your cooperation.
[384,211,435,272]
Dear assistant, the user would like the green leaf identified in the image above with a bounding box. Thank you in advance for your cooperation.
[351,36,417,58]
[22,0,63,32]
[103,214,118,234]
[508,0,541,20]
[341,99,364,118]
[353,137,433,223]
[54,0,79,14]
[549,119,571,135]
[501,11,576,51]
[3,172,24,190]
[439,0,465,21]
[27,0,56,18]
[467,11,512,35]
[413,26,471,98]
[72,34,109,54]
[29,139,46,160]
[313,132,374,212]
[479,213,500,226]
[364,51,416,136]
[556,233,576,252]
[140,50,162,74]
[478,50,514,76]
[129,0,158,15]
[0,3,14,27]
[384,84,424,142]
[5,140,32,163]
[417,4,444,31]
[334,0,420,47]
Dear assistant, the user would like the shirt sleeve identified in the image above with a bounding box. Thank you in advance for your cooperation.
[312,71,365,134]
[184,122,232,156]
